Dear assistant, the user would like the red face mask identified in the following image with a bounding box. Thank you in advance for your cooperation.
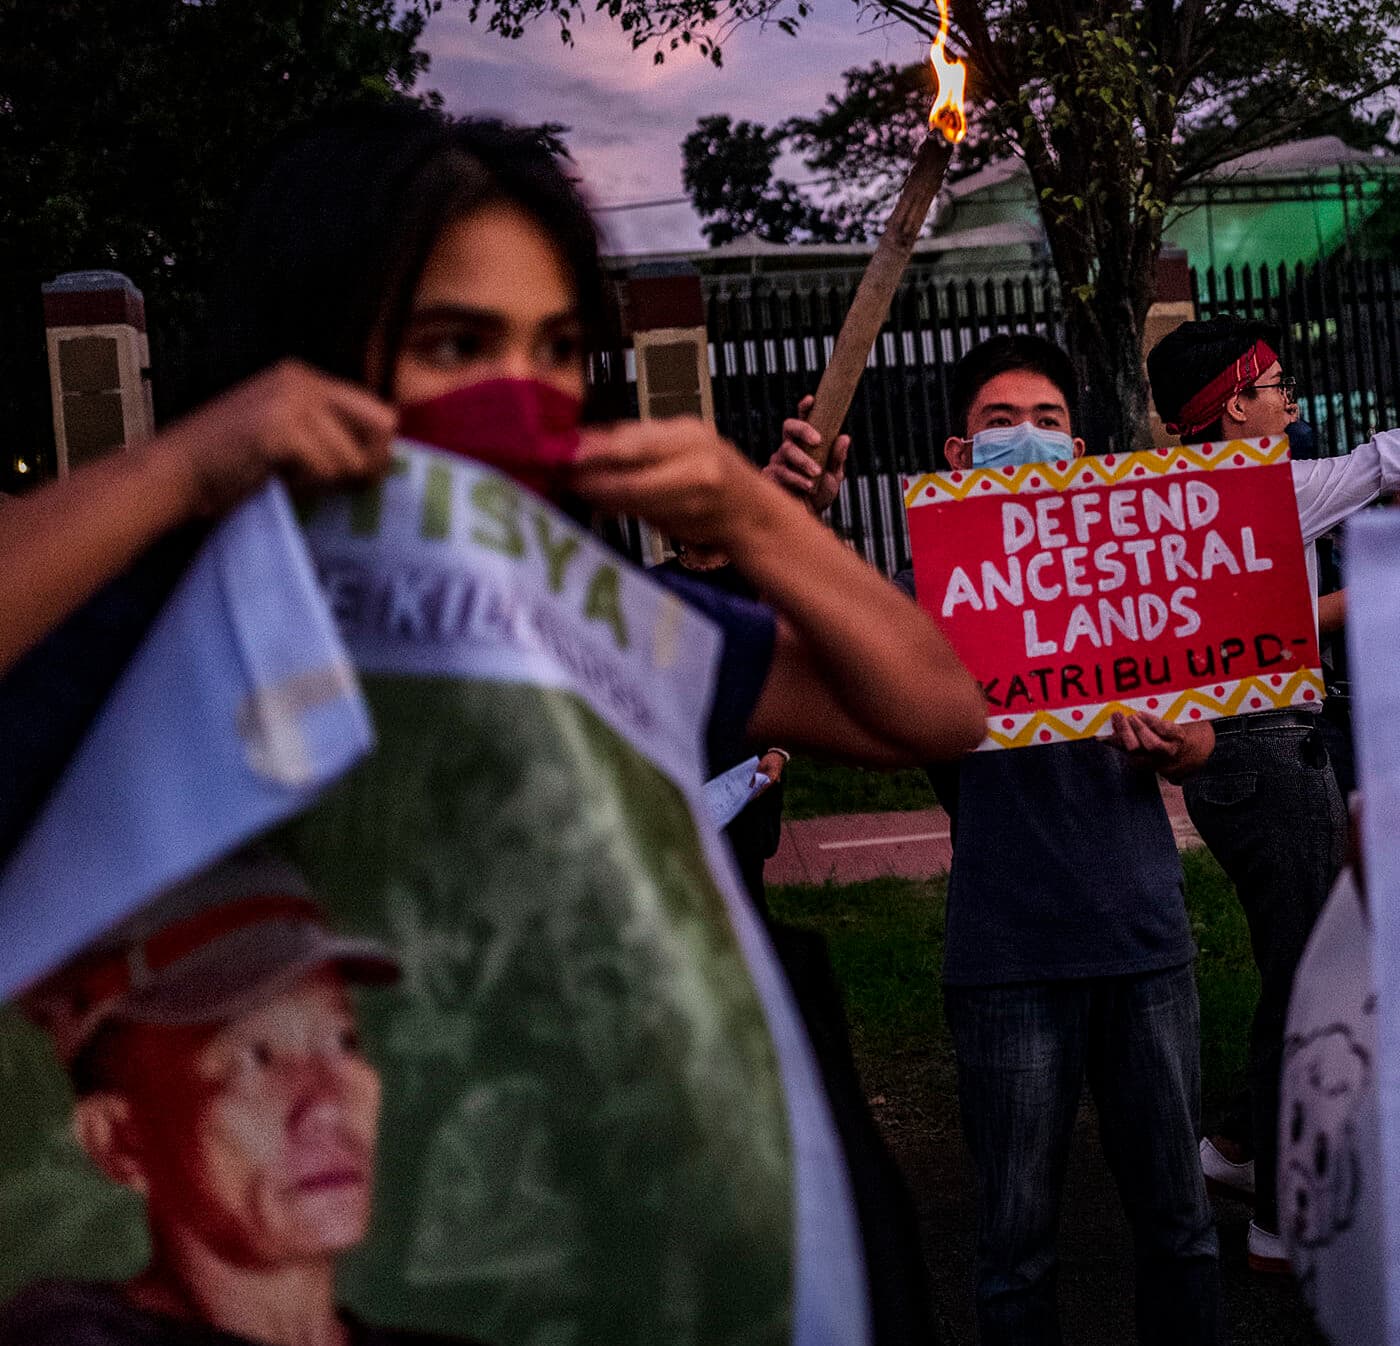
[398,378,583,498]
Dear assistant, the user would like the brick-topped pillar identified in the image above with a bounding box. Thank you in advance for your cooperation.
[625,262,715,563]
[42,270,154,475]
[626,262,714,423]
[1145,247,1196,447]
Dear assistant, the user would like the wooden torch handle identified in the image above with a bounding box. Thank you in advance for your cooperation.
[805,134,956,467]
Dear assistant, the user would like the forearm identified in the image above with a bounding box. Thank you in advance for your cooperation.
[748,631,945,765]
[0,438,198,674]
[0,362,398,677]
[720,476,985,759]
[1318,589,1347,634]
[1293,432,1400,543]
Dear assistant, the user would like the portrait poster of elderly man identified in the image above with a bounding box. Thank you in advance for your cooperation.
[0,850,478,1346]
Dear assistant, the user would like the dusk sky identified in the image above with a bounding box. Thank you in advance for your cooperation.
[417,0,935,255]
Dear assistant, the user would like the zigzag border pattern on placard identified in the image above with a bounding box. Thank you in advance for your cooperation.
[979,667,1325,751]
[903,437,1290,510]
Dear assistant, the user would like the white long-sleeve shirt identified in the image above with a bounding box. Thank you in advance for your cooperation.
[1294,429,1400,541]
[1293,429,1400,638]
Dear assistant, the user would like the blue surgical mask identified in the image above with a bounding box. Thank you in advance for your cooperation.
[970,421,1075,467]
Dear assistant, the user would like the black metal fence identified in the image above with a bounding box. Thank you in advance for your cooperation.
[598,256,1400,575]
[702,271,1064,576]
[1191,258,1400,460]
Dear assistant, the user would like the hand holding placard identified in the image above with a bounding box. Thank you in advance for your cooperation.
[1104,710,1215,782]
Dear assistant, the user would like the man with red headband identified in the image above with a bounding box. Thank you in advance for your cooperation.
[0,850,477,1346]
[1148,317,1400,1274]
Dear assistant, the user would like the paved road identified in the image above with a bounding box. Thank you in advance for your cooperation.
[768,782,1202,885]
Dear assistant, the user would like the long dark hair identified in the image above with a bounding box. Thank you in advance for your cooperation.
[218,100,614,406]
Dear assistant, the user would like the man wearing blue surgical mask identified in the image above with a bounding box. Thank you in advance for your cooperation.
[766,333,1220,1346]
[944,370,1086,471]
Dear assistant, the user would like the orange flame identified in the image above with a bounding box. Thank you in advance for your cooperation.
[929,0,968,144]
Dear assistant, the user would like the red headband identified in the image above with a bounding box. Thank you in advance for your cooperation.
[1163,340,1279,439]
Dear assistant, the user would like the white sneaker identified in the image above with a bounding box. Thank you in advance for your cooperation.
[1247,1220,1291,1275]
[1200,1135,1255,1202]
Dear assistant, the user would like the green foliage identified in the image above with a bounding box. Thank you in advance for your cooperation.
[969,0,1399,447]
[454,0,812,65]
[680,113,845,244]
[0,0,434,487]
[787,61,933,185]
[681,62,1002,248]
[785,60,1002,237]
[781,757,938,820]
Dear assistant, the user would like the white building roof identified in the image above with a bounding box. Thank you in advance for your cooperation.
[945,136,1400,203]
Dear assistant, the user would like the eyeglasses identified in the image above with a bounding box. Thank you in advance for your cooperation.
[1251,375,1297,402]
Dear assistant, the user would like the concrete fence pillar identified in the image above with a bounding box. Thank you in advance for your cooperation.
[624,261,715,564]
[626,261,714,423]
[42,270,153,475]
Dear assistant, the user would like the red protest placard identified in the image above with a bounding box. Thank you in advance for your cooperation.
[903,437,1323,750]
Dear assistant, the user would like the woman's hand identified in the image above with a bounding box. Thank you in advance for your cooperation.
[754,749,788,795]
[571,417,758,546]
[155,359,398,517]
[573,411,985,767]
[0,360,398,675]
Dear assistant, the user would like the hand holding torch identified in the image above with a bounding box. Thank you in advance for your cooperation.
[803,2,969,468]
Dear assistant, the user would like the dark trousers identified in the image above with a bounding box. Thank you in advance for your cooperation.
[944,967,1220,1346]
[771,925,937,1346]
[1183,720,1347,1230]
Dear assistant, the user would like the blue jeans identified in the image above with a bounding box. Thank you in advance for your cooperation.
[944,966,1220,1346]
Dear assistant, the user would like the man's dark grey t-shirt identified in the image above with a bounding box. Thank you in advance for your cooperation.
[894,568,1195,986]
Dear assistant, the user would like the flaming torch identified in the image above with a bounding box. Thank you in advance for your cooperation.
[803,0,968,467]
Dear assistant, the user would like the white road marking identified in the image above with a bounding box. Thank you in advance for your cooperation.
[817,830,951,851]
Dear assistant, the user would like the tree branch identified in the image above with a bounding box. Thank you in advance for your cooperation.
[1175,74,1397,183]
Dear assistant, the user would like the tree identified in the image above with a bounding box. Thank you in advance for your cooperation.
[0,1,433,488]
[681,115,847,244]
[461,0,1400,449]
[682,61,1003,246]
[977,3,1400,446]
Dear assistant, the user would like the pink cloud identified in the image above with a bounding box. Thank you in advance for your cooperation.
[419,0,930,250]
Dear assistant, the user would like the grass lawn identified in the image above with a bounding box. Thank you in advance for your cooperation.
[782,757,939,820]
[768,846,1256,1123]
